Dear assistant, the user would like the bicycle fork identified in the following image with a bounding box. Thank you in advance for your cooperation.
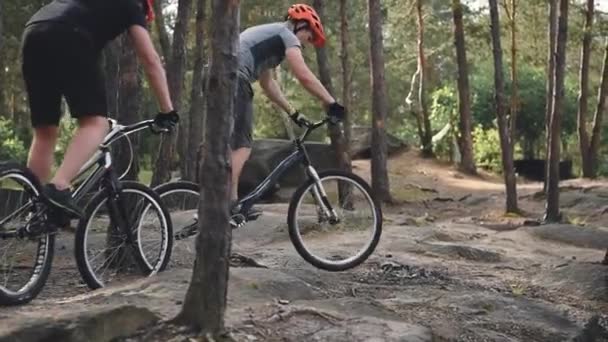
[307,166,339,223]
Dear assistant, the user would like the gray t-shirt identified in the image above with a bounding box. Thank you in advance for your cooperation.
[238,22,301,83]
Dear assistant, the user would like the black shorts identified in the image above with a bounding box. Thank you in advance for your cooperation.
[231,77,254,149]
[22,22,107,128]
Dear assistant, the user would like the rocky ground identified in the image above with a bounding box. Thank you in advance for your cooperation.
[1,151,607,342]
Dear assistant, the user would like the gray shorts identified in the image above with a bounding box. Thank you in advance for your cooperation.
[231,77,254,149]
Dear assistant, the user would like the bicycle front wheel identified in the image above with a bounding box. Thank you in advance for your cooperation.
[75,181,173,289]
[0,163,54,305]
[288,170,382,271]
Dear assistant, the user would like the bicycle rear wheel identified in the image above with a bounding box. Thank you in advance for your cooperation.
[0,163,54,305]
[288,169,382,271]
[75,181,172,289]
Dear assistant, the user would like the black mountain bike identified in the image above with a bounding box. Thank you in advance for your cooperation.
[0,119,172,305]
[155,115,382,271]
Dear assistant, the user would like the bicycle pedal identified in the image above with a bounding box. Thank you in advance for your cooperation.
[230,214,246,229]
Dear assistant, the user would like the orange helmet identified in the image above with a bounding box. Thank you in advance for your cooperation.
[287,4,326,48]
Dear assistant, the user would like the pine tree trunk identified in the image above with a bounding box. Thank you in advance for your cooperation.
[340,0,352,152]
[578,0,595,178]
[545,0,557,191]
[589,39,608,178]
[508,0,518,154]
[115,35,142,181]
[451,0,476,174]
[0,0,6,118]
[151,0,193,186]
[153,0,172,61]
[313,0,351,176]
[545,0,568,222]
[184,0,208,182]
[173,0,239,335]
[368,0,391,203]
[416,0,433,158]
[489,0,518,213]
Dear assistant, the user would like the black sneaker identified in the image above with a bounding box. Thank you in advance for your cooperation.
[43,184,83,219]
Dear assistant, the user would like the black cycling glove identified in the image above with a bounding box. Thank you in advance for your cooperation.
[154,110,180,129]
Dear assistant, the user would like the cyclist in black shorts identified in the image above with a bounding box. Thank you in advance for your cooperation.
[21,0,179,218]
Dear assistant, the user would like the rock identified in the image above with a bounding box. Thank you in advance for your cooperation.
[422,242,502,262]
[538,262,608,301]
[350,126,409,160]
[525,224,608,250]
[0,305,159,342]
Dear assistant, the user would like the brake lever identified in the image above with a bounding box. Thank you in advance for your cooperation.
[150,124,171,135]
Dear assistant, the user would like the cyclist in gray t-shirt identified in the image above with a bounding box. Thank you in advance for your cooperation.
[231,3,346,213]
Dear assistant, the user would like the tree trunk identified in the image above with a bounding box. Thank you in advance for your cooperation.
[545,0,568,222]
[489,0,518,213]
[313,0,351,176]
[507,0,518,154]
[544,0,557,191]
[588,39,608,178]
[451,0,476,174]
[340,0,352,152]
[416,0,433,158]
[184,0,208,182]
[115,35,142,181]
[153,0,172,60]
[151,0,193,186]
[368,0,391,203]
[578,0,595,178]
[173,0,239,335]
[0,0,6,118]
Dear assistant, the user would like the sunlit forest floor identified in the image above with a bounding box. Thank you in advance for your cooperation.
[2,150,607,342]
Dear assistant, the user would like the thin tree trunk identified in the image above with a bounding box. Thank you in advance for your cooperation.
[416,0,433,158]
[173,0,239,335]
[589,39,608,177]
[0,0,6,118]
[489,0,518,213]
[151,0,193,186]
[507,0,518,153]
[545,0,568,222]
[184,0,208,182]
[578,0,595,178]
[313,0,351,176]
[544,0,557,191]
[153,0,172,60]
[115,35,142,180]
[451,0,476,174]
[368,0,391,203]
[340,0,352,151]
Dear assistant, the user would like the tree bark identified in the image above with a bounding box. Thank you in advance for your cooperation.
[173,0,239,335]
[151,0,194,186]
[368,0,391,203]
[588,39,608,178]
[0,0,6,118]
[415,0,433,158]
[313,0,352,175]
[451,0,476,174]
[577,0,595,178]
[184,0,208,182]
[489,0,518,213]
[545,0,557,191]
[153,0,172,61]
[545,0,568,222]
[340,0,352,152]
[115,35,142,180]
[506,0,518,154]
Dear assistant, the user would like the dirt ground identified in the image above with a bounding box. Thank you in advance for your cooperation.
[2,150,607,342]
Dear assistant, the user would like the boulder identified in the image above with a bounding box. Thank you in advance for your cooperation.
[350,126,409,160]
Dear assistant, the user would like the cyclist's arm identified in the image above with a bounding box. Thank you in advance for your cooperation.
[259,69,295,114]
[128,25,174,113]
[285,47,335,107]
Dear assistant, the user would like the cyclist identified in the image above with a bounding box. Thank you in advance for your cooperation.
[232,3,345,218]
[21,0,179,219]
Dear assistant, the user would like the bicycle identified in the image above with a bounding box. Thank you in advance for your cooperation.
[155,115,382,272]
[0,118,173,305]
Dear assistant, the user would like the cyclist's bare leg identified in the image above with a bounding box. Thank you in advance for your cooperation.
[51,116,109,190]
[27,125,59,183]
[231,147,251,201]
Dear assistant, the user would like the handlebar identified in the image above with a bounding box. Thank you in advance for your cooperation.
[104,118,170,146]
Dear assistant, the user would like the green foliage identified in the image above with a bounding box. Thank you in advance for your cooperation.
[430,85,458,160]
[473,125,502,172]
[54,117,77,162]
[0,117,27,162]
